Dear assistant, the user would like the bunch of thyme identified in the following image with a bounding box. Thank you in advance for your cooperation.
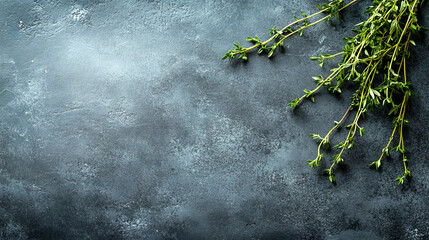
[223,0,425,183]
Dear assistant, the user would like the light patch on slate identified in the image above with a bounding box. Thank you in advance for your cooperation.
[71,8,88,22]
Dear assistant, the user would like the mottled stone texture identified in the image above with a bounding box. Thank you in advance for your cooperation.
[0,0,428,239]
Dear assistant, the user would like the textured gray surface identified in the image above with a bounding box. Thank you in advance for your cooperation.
[0,0,428,239]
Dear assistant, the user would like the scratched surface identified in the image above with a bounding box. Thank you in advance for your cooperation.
[0,0,428,239]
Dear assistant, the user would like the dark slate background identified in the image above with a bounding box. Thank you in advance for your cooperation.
[0,0,428,239]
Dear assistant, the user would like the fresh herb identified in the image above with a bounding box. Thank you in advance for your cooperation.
[223,0,425,184]
[222,0,355,60]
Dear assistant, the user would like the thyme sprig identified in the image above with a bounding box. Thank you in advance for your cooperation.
[222,0,358,60]
[224,0,424,184]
